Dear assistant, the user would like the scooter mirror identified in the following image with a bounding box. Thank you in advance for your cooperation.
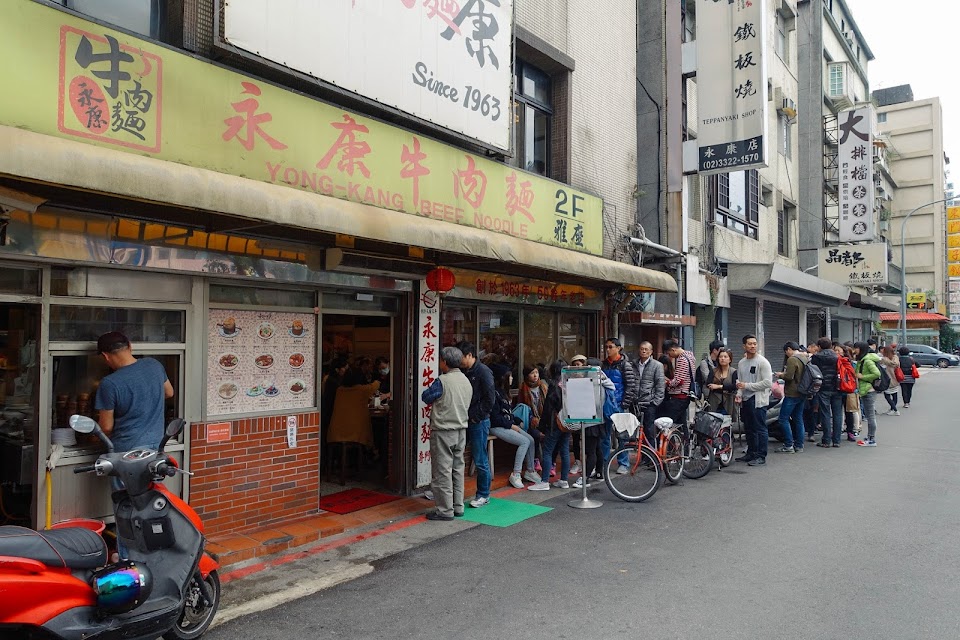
[165,418,186,438]
[69,414,98,434]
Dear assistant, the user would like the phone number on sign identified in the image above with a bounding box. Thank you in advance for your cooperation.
[701,153,761,171]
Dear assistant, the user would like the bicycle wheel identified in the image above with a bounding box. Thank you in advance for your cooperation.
[681,434,713,479]
[662,431,685,484]
[604,444,661,502]
[717,426,733,468]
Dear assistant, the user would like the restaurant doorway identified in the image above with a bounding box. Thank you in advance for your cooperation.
[320,313,399,495]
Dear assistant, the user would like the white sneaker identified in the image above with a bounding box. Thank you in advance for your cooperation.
[527,481,550,491]
[551,480,570,489]
[423,490,434,500]
[569,461,581,475]
[616,465,629,475]
[469,496,490,508]
[508,472,523,489]
[891,410,901,416]
[572,477,590,489]
[522,470,542,484]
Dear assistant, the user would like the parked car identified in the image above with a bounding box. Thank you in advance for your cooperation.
[904,344,960,368]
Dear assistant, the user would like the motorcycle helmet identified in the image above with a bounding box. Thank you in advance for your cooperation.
[91,561,153,614]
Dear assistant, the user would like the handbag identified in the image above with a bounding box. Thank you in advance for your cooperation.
[844,392,860,412]
[911,362,920,379]
[894,365,905,383]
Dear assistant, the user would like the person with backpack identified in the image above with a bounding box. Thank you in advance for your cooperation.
[897,345,918,408]
[812,337,844,447]
[775,342,810,453]
[835,343,861,442]
[853,341,882,447]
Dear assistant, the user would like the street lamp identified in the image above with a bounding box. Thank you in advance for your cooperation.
[899,197,952,345]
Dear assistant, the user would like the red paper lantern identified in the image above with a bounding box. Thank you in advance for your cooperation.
[425,267,456,293]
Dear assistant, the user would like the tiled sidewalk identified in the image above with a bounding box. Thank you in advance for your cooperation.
[207,473,512,569]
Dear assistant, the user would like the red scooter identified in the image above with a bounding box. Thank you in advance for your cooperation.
[0,416,220,640]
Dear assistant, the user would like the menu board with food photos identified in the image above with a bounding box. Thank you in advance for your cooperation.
[207,310,316,416]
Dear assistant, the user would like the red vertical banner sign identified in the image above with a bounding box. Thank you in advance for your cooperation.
[416,282,441,487]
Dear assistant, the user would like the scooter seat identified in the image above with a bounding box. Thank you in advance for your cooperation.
[0,525,107,570]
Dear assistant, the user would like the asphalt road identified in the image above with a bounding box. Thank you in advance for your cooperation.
[205,367,960,640]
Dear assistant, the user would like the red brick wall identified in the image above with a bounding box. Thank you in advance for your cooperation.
[189,413,320,537]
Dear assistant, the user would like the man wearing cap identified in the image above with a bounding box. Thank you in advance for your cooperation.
[94,331,174,452]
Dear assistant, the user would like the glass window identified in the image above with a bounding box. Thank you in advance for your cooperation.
[441,305,476,348]
[211,284,315,308]
[521,64,551,105]
[775,12,787,59]
[779,114,792,157]
[558,313,590,364]
[64,0,161,39]
[51,353,180,446]
[50,306,185,343]
[778,209,787,256]
[522,311,555,373]
[714,170,759,239]
[877,112,887,123]
[514,60,552,177]
[478,309,519,374]
[829,63,845,97]
[0,266,40,296]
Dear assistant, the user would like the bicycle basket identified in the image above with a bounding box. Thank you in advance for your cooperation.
[692,411,722,439]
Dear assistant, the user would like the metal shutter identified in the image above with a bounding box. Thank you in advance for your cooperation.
[763,301,801,370]
[728,295,756,348]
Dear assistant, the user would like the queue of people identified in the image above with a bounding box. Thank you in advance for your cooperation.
[420,335,920,520]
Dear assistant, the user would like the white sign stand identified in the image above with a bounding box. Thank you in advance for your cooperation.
[560,366,604,509]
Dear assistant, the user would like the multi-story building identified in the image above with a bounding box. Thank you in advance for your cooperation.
[874,85,949,318]
[795,0,897,343]
[649,0,851,361]
[0,1,675,535]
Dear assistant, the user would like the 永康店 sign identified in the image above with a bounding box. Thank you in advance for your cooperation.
[696,0,769,174]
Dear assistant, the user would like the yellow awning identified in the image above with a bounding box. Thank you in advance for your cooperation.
[0,126,677,292]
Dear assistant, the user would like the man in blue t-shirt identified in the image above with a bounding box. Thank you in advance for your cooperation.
[94,331,174,452]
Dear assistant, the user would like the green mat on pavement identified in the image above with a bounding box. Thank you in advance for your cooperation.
[458,498,552,527]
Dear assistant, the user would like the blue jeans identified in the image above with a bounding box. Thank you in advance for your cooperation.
[489,426,535,473]
[778,396,805,449]
[541,428,571,482]
[467,418,491,499]
[818,391,844,445]
[742,396,768,459]
[600,419,612,474]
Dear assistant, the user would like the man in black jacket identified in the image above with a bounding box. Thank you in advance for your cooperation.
[811,337,843,447]
[457,341,496,507]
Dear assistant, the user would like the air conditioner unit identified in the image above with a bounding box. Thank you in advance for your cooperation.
[777,97,797,118]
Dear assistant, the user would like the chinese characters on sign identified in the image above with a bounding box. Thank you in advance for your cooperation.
[416,282,441,486]
[818,243,888,287]
[949,208,960,313]
[838,107,876,242]
[58,26,162,152]
[696,0,768,174]
[8,1,603,256]
[223,0,513,151]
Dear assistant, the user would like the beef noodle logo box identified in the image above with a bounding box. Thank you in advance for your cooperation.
[206,310,316,416]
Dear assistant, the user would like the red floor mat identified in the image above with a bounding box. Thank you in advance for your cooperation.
[319,488,401,514]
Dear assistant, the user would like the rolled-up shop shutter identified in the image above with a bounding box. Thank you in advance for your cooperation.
[762,301,801,370]
[727,295,757,352]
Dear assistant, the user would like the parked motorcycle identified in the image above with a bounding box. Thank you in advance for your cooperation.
[0,416,220,640]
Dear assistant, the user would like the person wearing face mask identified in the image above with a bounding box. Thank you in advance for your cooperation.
[374,357,391,395]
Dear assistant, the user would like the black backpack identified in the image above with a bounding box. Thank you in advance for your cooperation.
[796,359,823,396]
[871,366,891,393]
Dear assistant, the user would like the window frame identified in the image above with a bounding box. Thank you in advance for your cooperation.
[775,11,788,60]
[714,170,760,240]
[777,208,788,256]
[513,59,553,177]
[778,113,792,158]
